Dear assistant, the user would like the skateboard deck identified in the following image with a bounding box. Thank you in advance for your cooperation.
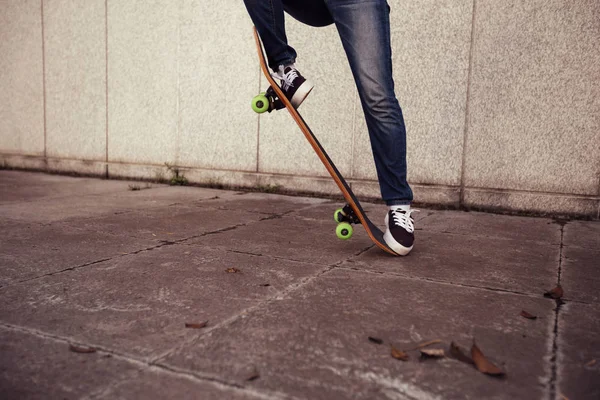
[252,27,398,256]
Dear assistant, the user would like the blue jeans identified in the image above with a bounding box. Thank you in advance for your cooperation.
[243,0,413,206]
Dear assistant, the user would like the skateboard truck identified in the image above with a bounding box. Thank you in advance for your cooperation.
[334,204,359,240]
[251,86,285,113]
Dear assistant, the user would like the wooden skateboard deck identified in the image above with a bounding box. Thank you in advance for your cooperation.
[252,27,398,256]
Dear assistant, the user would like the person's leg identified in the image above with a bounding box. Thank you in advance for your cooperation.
[326,0,415,254]
[325,0,412,206]
[243,0,296,70]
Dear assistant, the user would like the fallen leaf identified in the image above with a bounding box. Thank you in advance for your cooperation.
[584,359,596,367]
[405,339,442,351]
[544,285,564,299]
[226,268,241,273]
[368,336,384,345]
[471,342,505,377]
[246,367,260,381]
[391,346,409,361]
[420,348,445,358]
[450,342,474,365]
[69,344,96,354]
[520,310,538,320]
[185,321,208,329]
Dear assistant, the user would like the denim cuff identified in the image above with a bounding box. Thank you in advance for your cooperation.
[385,199,412,206]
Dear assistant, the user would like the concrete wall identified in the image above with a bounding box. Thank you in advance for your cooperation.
[1,0,598,218]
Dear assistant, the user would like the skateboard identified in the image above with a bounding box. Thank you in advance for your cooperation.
[251,27,398,256]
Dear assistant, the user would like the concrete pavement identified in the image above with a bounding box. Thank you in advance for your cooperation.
[0,170,598,399]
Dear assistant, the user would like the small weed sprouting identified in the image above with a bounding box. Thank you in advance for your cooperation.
[255,184,281,194]
[165,163,188,186]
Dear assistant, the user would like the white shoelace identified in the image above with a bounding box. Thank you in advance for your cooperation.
[271,66,298,91]
[390,208,417,233]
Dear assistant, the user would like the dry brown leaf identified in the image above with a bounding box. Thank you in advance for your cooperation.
[185,321,208,329]
[471,342,505,377]
[391,346,409,361]
[69,344,96,354]
[520,310,538,320]
[420,348,445,358]
[450,342,474,365]
[246,367,260,381]
[584,359,596,367]
[368,336,384,345]
[544,285,564,299]
[226,268,241,273]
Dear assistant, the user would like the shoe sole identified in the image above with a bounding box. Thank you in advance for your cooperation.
[290,80,314,108]
[383,230,413,256]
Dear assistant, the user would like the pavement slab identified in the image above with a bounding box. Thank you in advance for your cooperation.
[2,171,599,399]
[0,325,143,400]
[0,325,262,400]
[560,246,600,305]
[0,244,326,360]
[563,220,600,250]
[0,170,155,205]
[556,302,600,400]
[416,209,562,246]
[341,230,559,296]
[161,268,556,400]
[0,185,229,223]
[0,219,158,286]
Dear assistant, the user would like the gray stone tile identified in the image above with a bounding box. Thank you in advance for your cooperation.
[162,268,555,399]
[0,245,324,359]
[0,171,159,204]
[464,0,600,195]
[197,192,331,216]
[463,189,599,220]
[563,220,600,250]
[177,1,258,172]
[343,230,559,296]
[0,220,157,286]
[189,210,370,266]
[557,303,600,400]
[107,0,178,165]
[44,0,106,160]
[0,326,142,400]
[561,247,600,304]
[60,203,265,242]
[0,0,44,156]
[0,186,227,223]
[418,209,561,245]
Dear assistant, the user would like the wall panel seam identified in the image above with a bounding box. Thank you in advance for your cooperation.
[459,0,477,207]
[41,0,47,159]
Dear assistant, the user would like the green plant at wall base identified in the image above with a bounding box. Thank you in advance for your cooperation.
[165,163,188,186]
[255,184,281,194]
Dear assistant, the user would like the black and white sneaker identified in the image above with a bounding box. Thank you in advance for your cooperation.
[271,65,313,108]
[383,207,416,256]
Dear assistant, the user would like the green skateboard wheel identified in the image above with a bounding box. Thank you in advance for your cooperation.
[336,222,353,240]
[251,94,269,113]
[334,208,345,222]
